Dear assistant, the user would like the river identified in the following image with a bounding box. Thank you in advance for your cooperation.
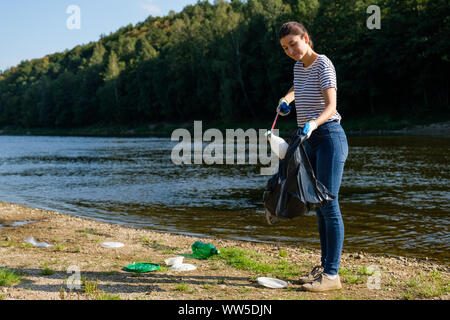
[0,134,448,263]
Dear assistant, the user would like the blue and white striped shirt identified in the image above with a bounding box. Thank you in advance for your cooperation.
[293,54,341,128]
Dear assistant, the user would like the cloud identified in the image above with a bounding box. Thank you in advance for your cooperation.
[138,0,162,16]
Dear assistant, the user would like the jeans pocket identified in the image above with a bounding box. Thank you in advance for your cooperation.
[339,133,348,160]
[326,124,348,160]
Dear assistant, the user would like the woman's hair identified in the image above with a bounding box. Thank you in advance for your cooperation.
[278,21,313,49]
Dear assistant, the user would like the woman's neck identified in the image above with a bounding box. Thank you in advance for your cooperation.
[301,49,318,68]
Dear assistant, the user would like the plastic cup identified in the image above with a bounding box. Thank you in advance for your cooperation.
[164,256,184,266]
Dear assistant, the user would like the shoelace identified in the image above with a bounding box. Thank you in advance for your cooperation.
[310,266,324,277]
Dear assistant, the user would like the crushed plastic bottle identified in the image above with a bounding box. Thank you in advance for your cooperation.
[25,236,54,248]
[191,241,220,259]
[265,130,288,159]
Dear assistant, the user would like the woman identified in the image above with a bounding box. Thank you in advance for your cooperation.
[276,21,348,292]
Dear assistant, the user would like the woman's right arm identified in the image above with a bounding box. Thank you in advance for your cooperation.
[277,86,295,115]
[282,86,295,104]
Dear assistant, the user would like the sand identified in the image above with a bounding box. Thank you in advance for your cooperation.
[0,201,448,300]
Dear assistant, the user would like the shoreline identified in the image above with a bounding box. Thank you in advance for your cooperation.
[0,201,448,300]
[0,120,449,138]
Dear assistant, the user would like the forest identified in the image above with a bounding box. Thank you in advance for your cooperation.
[0,0,448,132]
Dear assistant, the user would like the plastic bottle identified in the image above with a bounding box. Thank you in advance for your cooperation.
[191,241,220,259]
[265,130,289,159]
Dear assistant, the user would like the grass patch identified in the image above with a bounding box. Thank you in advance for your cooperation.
[140,236,152,245]
[339,266,378,285]
[55,244,66,252]
[82,278,99,297]
[401,271,450,299]
[40,263,55,275]
[279,250,288,258]
[97,293,121,300]
[80,277,121,300]
[202,284,212,290]
[41,268,55,276]
[172,281,197,294]
[76,228,110,237]
[384,279,396,289]
[174,282,189,292]
[212,247,302,278]
[401,289,416,300]
[142,238,180,254]
[343,275,365,284]
[357,266,376,276]
[1,240,14,247]
[338,268,353,276]
[240,287,252,295]
[0,268,22,286]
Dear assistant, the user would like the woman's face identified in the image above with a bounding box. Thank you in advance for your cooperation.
[280,34,309,61]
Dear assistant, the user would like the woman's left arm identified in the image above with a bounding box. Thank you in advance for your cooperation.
[314,87,337,126]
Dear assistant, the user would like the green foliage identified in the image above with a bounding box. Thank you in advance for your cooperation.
[213,247,302,278]
[402,271,450,299]
[0,0,448,130]
[0,268,22,286]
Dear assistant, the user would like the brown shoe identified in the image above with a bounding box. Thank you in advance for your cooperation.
[298,265,324,284]
[301,273,342,292]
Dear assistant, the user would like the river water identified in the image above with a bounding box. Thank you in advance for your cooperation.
[0,135,448,263]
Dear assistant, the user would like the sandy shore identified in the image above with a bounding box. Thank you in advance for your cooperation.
[0,201,448,300]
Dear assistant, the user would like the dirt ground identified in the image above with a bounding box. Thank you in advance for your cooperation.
[0,201,448,300]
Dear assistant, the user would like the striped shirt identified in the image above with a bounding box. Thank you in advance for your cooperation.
[293,54,341,128]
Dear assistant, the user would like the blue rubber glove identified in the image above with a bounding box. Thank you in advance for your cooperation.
[276,99,291,116]
[301,120,318,138]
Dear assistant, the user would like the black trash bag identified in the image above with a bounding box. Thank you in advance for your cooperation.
[263,130,335,219]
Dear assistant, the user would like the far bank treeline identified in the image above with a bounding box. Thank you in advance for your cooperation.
[0,0,449,130]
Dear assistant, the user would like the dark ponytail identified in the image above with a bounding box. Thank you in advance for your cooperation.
[278,21,313,49]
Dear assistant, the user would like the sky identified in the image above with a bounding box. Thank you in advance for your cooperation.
[0,0,207,72]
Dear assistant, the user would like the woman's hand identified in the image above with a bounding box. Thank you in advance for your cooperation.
[302,120,318,138]
[277,86,295,116]
[277,98,291,116]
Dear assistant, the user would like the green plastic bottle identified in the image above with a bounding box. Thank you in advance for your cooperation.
[191,241,220,259]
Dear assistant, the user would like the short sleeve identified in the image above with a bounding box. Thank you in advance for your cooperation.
[318,57,337,91]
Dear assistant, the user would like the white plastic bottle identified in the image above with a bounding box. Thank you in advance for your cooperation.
[265,130,289,159]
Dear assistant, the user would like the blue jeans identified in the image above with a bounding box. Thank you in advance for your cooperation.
[303,121,348,275]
